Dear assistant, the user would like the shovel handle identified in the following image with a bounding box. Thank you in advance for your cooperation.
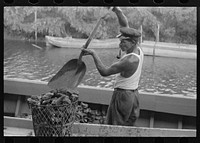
[78,17,104,63]
[78,8,112,63]
[84,18,104,49]
[84,8,112,49]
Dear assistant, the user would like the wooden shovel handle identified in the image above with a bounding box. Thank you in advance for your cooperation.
[78,17,104,62]
[78,9,112,62]
[84,10,112,49]
[84,18,104,49]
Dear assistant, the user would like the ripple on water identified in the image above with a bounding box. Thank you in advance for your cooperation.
[4,40,196,98]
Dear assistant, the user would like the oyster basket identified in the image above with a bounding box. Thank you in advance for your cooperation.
[29,101,77,137]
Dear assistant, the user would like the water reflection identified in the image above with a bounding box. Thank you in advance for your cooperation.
[4,39,196,97]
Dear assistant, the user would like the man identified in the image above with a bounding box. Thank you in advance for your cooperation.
[82,7,144,126]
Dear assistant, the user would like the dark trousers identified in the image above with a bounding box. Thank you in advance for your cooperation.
[106,89,140,126]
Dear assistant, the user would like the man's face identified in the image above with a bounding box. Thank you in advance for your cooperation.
[119,39,132,51]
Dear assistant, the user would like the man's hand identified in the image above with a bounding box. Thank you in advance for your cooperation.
[105,7,114,11]
[81,48,95,56]
[105,7,121,12]
[112,7,121,12]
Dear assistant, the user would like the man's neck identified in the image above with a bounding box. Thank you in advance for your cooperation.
[126,46,138,54]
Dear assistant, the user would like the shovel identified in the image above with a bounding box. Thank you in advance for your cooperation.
[48,14,109,92]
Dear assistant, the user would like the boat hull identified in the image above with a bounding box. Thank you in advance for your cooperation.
[4,78,196,130]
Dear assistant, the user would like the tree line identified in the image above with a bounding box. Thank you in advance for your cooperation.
[4,7,196,44]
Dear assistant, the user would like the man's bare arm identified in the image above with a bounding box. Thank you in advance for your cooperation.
[92,52,127,77]
[112,7,129,28]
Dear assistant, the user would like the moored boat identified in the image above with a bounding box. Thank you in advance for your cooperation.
[45,36,196,59]
[45,36,118,49]
[4,78,196,136]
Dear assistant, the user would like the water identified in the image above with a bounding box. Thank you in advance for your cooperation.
[4,39,196,98]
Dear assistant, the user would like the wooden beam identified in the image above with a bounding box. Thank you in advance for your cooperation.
[149,112,154,128]
[15,96,21,117]
[4,116,196,137]
[4,78,196,117]
[178,117,183,129]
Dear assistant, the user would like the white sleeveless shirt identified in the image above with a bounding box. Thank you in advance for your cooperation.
[114,46,144,90]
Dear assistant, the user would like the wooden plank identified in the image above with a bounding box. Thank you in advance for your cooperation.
[154,112,179,129]
[4,116,33,129]
[4,127,33,136]
[4,116,196,137]
[155,94,196,117]
[4,78,196,117]
[178,117,183,129]
[4,78,51,96]
[182,116,196,129]
[73,123,196,137]
[15,96,21,117]
[149,112,155,128]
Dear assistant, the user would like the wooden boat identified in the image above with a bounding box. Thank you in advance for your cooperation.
[4,78,196,136]
[45,36,118,49]
[45,36,196,59]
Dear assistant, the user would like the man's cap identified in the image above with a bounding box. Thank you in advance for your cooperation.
[116,27,141,42]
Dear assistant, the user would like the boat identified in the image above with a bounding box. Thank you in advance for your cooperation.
[4,78,196,136]
[45,36,196,59]
[45,36,118,49]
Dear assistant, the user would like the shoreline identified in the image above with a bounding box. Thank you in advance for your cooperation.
[4,36,196,59]
[4,33,197,48]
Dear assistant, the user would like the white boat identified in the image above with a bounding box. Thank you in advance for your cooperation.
[45,36,118,49]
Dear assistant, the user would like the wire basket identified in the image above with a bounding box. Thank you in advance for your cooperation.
[29,101,77,136]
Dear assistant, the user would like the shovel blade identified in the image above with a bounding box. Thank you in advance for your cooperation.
[48,59,86,91]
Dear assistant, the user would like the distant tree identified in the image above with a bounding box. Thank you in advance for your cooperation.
[149,7,196,44]
[4,7,196,44]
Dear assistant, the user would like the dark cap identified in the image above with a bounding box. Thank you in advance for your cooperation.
[116,27,141,42]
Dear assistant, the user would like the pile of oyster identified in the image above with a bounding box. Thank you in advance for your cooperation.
[27,89,78,106]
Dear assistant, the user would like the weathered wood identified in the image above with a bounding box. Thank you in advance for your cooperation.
[14,96,21,117]
[150,112,155,128]
[4,116,196,137]
[4,127,33,136]
[4,78,196,117]
[178,117,183,129]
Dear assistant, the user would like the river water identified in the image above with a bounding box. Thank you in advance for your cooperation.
[4,39,196,98]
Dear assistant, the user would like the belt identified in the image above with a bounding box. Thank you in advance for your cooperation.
[114,88,137,92]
